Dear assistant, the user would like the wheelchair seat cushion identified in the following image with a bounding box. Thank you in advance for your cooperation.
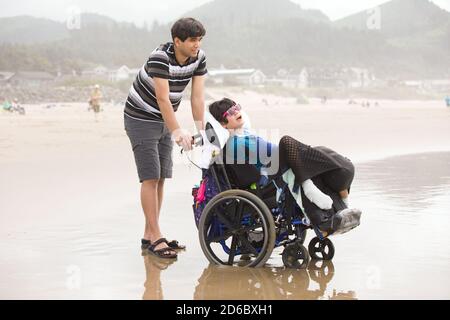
[224,163,261,189]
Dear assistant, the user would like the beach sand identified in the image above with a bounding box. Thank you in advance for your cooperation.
[0,91,449,299]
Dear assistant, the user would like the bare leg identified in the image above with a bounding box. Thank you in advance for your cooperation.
[141,179,173,254]
[142,179,160,240]
[157,179,165,219]
[142,257,164,300]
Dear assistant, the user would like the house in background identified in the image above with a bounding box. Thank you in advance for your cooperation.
[7,71,55,87]
[303,67,373,88]
[207,68,266,86]
[81,65,109,79]
[425,79,450,92]
[403,79,450,93]
[108,65,140,82]
[266,68,309,88]
[346,68,373,88]
[82,65,140,82]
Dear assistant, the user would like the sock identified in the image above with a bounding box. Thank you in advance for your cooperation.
[342,197,350,207]
[301,179,333,210]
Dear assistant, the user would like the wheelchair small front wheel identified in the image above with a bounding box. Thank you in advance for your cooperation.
[308,237,335,260]
[282,241,310,269]
[198,189,276,267]
[308,260,335,284]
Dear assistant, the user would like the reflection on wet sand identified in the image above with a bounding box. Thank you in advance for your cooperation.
[142,256,356,300]
[142,255,177,300]
[194,261,356,300]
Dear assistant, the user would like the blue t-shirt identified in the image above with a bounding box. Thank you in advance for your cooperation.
[226,129,278,170]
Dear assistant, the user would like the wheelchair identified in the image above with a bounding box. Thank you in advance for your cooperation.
[191,121,360,269]
[196,160,342,268]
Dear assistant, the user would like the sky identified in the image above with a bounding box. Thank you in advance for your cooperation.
[0,0,449,26]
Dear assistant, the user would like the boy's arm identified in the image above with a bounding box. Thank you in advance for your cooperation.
[154,77,192,149]
[191,75,205,131]
[154,77,180,133]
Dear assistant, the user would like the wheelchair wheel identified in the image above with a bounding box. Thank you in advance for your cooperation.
[282,240,310,269]
[198,189,276,267]
[277,268,310,293]
[297,228,307,245]
[308,237,335,260]
[308,260,335,284]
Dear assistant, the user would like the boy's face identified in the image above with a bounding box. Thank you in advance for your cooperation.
[175,36,203,58]
[224,110,244,130]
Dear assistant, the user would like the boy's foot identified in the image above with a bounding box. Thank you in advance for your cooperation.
[167,240,186,250]
[141,238,151,249]
[141,238,178,258]
[141,238,185,251]
[147,238,177,259]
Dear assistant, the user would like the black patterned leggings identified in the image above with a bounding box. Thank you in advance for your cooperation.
[278,135,354,193]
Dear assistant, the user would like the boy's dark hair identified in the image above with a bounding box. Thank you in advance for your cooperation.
[209,98,235,124]
[171,18,206,42]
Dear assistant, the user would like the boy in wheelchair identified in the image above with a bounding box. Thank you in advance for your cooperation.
[192,98,361,267]
[208,98,360,235]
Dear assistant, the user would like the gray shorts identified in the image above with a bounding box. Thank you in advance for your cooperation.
[124,115,173,182]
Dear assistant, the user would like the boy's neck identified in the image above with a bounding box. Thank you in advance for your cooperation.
[174,47,189,66]
[228,127,246,136]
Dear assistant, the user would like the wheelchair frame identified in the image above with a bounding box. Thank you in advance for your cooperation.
[198,161,335,268]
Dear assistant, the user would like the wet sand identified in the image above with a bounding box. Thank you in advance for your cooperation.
[0,94,449,299]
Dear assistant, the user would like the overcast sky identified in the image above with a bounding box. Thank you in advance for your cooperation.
[0,0,449,25]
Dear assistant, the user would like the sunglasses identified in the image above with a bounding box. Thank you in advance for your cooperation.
[222,103,242,119]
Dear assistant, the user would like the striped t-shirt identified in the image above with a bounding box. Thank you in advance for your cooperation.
[124,42,207,122]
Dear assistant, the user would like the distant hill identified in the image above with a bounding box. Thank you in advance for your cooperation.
[184,0,330,25]
[60,13,155,67]
[0,13,158,73]
[334,0,450,77]
[335,0,450,37]
[0,0,449,79]
[0,15,69,44]
[181,0,449,78]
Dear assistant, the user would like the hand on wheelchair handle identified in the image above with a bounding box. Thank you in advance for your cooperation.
[192,133,203,147]
[180,134,204,154]
[173,129,193,151]
[179,137,194,153]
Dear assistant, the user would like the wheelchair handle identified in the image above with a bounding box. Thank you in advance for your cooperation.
[192,133,203,147]
[180,133,203,154]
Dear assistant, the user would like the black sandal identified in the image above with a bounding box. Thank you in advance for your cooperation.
[148,238,177,259]
[142,238,185,250]
[141,239,151,250]
[167,240,186,250]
